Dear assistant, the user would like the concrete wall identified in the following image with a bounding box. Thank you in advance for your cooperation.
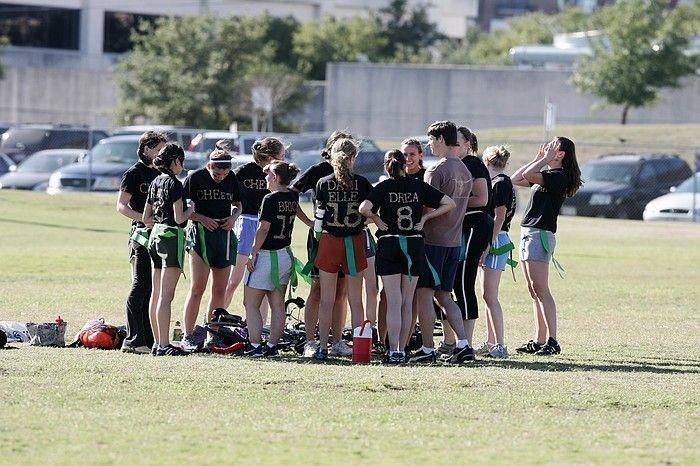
[0,65,117,126]
[325,63,700,138]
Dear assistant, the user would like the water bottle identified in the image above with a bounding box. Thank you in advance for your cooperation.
[172,321,183,342]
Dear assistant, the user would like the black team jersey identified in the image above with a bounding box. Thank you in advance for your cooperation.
[292,160,333,202]
[184,168,242,219]
[120,161,160,227]
[462,155,494,217]
[259,190,299,250]
[491,173,517,232]
[146,174,188,228]
[315,174,373,237]
[521,168,568,233]
[235,162,268,215]
[365,176,444,237]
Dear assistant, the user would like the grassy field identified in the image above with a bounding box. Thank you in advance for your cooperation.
[377,123,700,169]
[1,190,699,465]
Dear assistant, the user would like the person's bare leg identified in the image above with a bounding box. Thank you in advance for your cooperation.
[182,251,209,335]
[415,287,436,348]
[434,290,468,344]
[399,275,419,352]
[481,267,504,345]
[331,277,347,342]
[380,274,402,352]
[243,287,266,345]
[523,260,548,343]
[525,260,556,340]
[364,256,378,325]
[224,254,248,307]
[267,288,286,345]
[156,267,181,345]
[208,266,231,322]
[318,271,338,350]
[305,278,320,341]
[149,268,162,346]
[346,273,365,330]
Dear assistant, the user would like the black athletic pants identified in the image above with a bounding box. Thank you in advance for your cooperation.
[454,213,491,320]
[124,241,154,348]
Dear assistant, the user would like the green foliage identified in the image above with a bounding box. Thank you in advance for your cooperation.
[114,15,308,129]
[440,8,592,66]
[292,15,388,80]
[571,0,698,124]
[374,0,443,62]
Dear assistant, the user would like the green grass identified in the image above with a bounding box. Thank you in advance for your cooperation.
[1,190,699,465]
[377,122,700,169]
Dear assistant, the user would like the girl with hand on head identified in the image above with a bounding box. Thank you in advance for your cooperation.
[359,150,454,363]
[511,137,582,356]
[142,143,194,356]
[477,145,517,358]
[241,161,306,358]
[180,141,242,351]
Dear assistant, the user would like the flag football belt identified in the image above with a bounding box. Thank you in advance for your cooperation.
[129,226,149,248]
[378,234,422,281]
[149,224,185,271]
[539,229,565,278]
[191,222,238,267]
[489,240,519,281]
[269,247,312,300]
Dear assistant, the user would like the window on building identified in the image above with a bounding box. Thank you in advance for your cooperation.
[0,3,80,50]
[103,11,159,53]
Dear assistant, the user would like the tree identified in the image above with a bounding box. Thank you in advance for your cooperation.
[375,0,443,62]
[114,15,308,129]
[571,0,699,124]
[439,8,591,65]
[292,15,388,80]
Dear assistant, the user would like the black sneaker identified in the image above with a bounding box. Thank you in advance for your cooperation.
[263,344,280,358]
[313,348,328,361]
[384,351,405,364]
[151,344,158,356]
[534,337,561,355]
[515,340,543,354]
[155,344,189,356]
[242,343,264,358]
[372,342,386,356]
[449,345,476,363]
[408,348,436,363]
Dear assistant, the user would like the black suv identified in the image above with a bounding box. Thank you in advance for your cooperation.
[0,124,109,163]
[561,154,693,220]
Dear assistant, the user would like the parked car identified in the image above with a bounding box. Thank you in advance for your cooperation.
[0,152,16,175]
[561,154,693,220]
[188,131,238,154]
[47,135,206,194]
[112,125,200,149]
[287,134,385,184]
[643,172,700,222]
[0,124,109,164]
[0,149,87,190]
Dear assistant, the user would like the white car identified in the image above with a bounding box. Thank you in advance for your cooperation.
[643,173,700,222]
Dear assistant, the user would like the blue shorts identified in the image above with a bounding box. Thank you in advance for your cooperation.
[235,214,258,256]
[417,244,461,291]
[364,229,377,259]
[519,227,555,263]
[483,231,512,271]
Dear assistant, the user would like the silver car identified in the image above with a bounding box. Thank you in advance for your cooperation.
[643,173,700,222]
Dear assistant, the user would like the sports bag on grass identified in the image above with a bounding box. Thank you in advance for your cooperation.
[26,321,67,347]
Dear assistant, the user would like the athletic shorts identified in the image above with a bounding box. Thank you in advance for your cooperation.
[235,214,258,256]
[520,226,555,263]
[128,226,162,268]
[416,244,461,291]
[187,223,238,269]
[148,225,185,270]
[375,235,424,277]
[364,229,377,259]
[305,228,321,278]
[483,231,512,271]
[314,231,367,276]
[244,248,294,291]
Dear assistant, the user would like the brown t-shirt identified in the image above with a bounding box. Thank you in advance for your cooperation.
[422,157,473,247]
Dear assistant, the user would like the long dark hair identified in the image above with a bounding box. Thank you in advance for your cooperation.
[556,137,583,197]
[384,149,405,179]
[153,143,184,176]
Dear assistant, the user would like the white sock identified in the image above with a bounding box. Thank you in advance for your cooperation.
[456,339,470,349]
[266,342,274,348]
[251,342,260,348]
[421,345,434,354]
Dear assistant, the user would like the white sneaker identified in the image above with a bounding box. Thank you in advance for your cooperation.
[474,341,493,356]
[329,340,353,357]
[488,343,508,359]
[303,340,318,358]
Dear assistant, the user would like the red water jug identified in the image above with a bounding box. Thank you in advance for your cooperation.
[352,320,372,363]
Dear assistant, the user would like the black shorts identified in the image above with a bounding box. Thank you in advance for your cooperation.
[187,223,238,269]
[375,235,424,277]
[148,225,185,269]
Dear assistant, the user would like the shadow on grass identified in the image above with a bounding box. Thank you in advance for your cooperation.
[0,217,119,234]
[475,357,700,374]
